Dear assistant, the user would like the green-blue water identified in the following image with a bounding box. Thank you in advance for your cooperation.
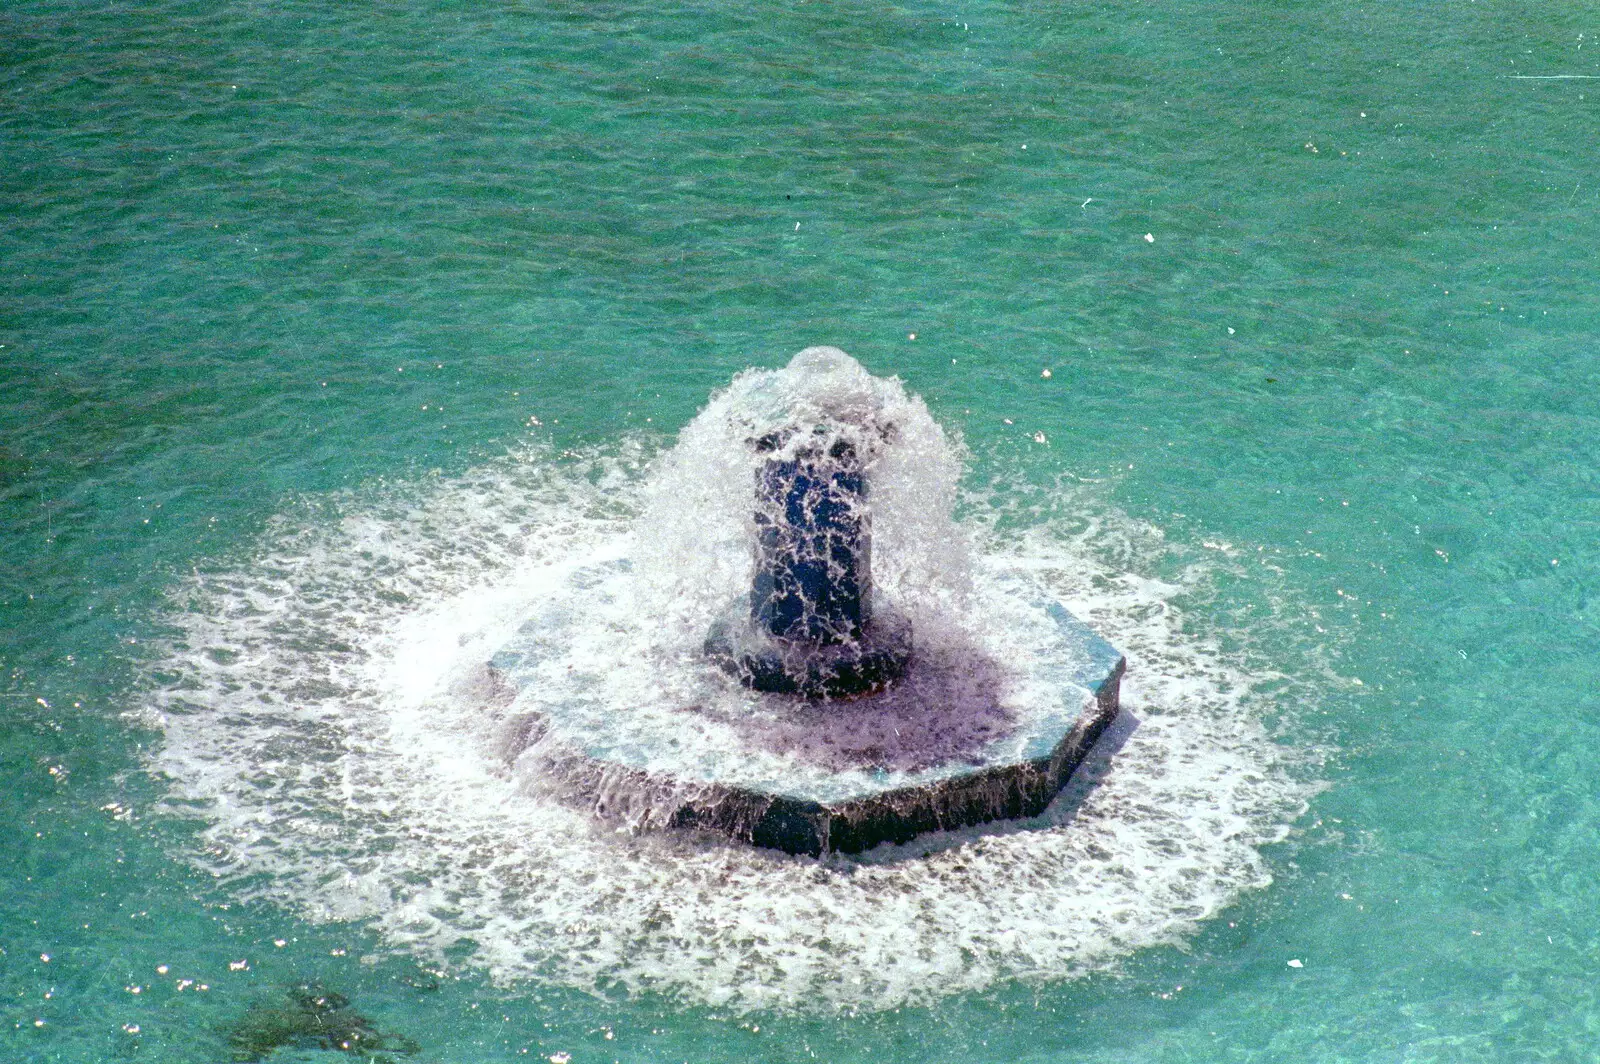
[4,0,1598,1059]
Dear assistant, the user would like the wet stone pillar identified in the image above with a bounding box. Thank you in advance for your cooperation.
[704,424,911,699]
[750,432,870,645]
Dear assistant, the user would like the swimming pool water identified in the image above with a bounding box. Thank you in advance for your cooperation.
[4,0,1598,1060]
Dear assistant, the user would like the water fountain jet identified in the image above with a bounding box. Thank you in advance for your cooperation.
[702,399,912,698]
[489,347,1126,855]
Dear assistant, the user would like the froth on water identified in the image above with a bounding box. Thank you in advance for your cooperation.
[141,354,1318,1013]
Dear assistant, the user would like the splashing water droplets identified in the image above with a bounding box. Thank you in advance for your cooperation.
[633,347,970,643]
[144,354,1314,1013]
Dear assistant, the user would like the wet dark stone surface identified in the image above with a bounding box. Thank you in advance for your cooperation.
[498,602,1126,857]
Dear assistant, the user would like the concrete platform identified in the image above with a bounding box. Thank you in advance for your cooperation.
[489,591,1125,857]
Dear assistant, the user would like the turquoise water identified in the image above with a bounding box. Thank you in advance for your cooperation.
[4,0,1598,1059]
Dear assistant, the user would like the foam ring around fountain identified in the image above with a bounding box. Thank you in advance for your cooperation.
[141,345,1323,1011]
[143,441,1317,1013]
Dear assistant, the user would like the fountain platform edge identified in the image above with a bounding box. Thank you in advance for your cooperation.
[489,600,1125,857]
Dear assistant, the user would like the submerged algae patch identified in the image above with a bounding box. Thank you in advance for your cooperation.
[226,983,419,1062]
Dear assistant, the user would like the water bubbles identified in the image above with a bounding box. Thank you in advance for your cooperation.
[144,364,1316,1013]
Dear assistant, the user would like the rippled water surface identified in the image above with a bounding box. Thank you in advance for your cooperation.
[4,0,1598,1060]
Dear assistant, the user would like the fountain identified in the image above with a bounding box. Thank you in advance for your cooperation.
[701,384,912,698]
[486,347,1125,856]
[150,342,1310,1007]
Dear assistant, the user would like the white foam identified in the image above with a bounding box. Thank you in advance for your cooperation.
[142,369,1320,1014]
[631,348,971,641]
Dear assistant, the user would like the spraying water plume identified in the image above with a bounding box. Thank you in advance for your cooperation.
[489,347,1125,854]
[144,346,1319,1012]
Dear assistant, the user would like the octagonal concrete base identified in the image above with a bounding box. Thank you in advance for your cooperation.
[487,595,1124,857]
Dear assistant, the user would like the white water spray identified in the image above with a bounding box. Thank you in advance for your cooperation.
[141,359,1320,1013]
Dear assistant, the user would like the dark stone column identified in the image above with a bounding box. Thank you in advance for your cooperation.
[750,433,869,644]
[704,425,911,699]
